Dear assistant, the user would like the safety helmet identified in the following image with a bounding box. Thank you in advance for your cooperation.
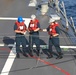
[31,14,36,20]
[49,18,55,23]
[18,16,24,22]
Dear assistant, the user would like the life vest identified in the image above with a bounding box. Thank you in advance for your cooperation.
[48,22,59,36]
[15,21,26,32]
[28,19,39,31]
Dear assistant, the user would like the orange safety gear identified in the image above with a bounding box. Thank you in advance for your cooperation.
[15,21,26,32]
[48,22,59,36]
[28,19,39,31]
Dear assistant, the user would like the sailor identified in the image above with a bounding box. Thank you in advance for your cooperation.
[14,16,28,58]
[43,18,63,59]
[28,14,40,56]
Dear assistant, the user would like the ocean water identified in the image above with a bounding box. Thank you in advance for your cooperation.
[60,0,76,26]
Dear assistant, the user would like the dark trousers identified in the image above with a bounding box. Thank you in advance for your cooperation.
[15,35,27,53]
[48,36,62,54]
[29,33,40,53]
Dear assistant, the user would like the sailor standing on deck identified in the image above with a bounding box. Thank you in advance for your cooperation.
[14,16,28,58]
[43,19,63,59]
[28,14,40,56]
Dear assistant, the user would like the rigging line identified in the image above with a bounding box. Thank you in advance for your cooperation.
[64,33,76,66]
[67,38,76,66]
[59,21,70,46]
[59,21,76,45]
[60,28,75,37]
[59,20,76,66]
[32,56,70,75]
[0,58,73,73]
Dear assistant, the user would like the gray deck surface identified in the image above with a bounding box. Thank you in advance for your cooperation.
[0,0,76,75]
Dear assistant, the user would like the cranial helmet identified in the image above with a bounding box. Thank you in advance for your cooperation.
[18,16,24,22]
[31,14,36,20]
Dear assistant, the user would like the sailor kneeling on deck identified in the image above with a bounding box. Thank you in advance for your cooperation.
[43,18,63,59]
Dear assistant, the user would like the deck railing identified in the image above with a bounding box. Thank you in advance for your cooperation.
[54,0,76,33]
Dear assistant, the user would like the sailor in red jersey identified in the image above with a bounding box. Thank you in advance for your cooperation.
[14,16,28,58]
[28,14,40,56]
[43,19,63,59]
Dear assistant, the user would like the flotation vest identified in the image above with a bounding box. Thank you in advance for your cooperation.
[48,22,59,36]
[28,19,39,31]
[15,21,26,32]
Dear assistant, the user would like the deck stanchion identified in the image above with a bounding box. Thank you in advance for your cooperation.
[70,17,76,33]
[55,0,60,12]
[61,1,69,29]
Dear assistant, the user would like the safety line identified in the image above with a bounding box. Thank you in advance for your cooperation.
[31,56,70,75]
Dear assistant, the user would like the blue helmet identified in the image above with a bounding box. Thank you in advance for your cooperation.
[18,16,24,22]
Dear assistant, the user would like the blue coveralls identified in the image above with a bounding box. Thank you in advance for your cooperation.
[47,26,62,56]
[14,24,27,54]
[28,22,40,56]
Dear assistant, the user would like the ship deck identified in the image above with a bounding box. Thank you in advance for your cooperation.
[0,0,76,75]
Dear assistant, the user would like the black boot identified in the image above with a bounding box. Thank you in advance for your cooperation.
[56,55,63,59]
[46,56,53,59]
[36,52,39,56]
[46,54,53,59]
[29,52,33,57]
[74,55,76,59]
[16,53,20,58]
[23,53,28,57]
[29,49,33,57]
[36,50,39,56]
[56,52,63,59]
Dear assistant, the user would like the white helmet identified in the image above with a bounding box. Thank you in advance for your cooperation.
[49,18,55,23]
[31,14,36,20]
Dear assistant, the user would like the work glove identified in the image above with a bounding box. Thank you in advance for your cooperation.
[23,31,27,35]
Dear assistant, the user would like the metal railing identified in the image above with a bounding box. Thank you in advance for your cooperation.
[54,0,69,29]
[54,0,76,32]
[70,17,76,33]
